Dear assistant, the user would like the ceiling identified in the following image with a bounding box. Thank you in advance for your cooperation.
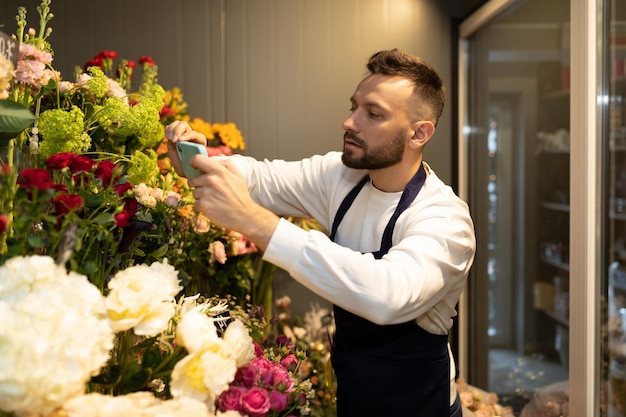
[438,0,490,19]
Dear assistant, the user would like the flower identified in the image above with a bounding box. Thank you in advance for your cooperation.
[171,309,254,411]
[106,259,182,336]
[0,255,115,417]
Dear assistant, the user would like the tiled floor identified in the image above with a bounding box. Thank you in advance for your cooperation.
[488,349,569,414]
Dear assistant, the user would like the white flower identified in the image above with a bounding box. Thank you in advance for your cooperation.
[0,54,13,100]
[175,308,221,353]
[0,256,114,417]
[55,392,211,417]
[106,259,182,336]
[163,190,181,208]
[171,310,255,410]
[222,319,256,367]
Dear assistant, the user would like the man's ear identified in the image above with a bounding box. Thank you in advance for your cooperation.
[409,121,435,149]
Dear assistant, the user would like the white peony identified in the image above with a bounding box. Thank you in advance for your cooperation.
[54,392,211,417]
[222,319,256,367]
[0,256,114,417]
[106,259,182,336]
[171,309,257,410]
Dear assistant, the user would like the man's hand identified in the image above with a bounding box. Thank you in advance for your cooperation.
[189,156,280,252]
[164,121,208,178]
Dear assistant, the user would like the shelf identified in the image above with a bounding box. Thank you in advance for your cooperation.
[538,148,570,155]
[541,202,570,212]
[539,308,569,327]
[541,256,570,271]
[611,211,626,221]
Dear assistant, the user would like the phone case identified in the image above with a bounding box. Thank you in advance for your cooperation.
[176,142,208,178]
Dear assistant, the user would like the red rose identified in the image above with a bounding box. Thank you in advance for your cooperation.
[125,60,137,69]
[46,152,77,169]
[115,199,138,227]
[114,181,133,197]
[0,214,8,234]
[53,194,84,215]
[1,164,10,175]
[95,160,116,186]
[241,387,271,416]
[17,168,54,190]
[114,210,131,228]
[138,56,155,66]
[69,155,96,173]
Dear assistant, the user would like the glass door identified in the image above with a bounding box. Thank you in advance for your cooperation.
[461,0,571,413]
[603,1,626,415]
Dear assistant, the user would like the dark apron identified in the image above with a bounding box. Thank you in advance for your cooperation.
[330,164,450,416]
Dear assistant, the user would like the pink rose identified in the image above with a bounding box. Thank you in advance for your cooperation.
[280,353,299,373]
[269,389,290,411]
[234,366,257,388]
[270,364,295,392]
[216,385,246,412]
[241,387,271,416]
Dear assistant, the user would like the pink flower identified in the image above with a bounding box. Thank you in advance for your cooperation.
[209,241,227,264]
[234,366,257,389]
[269,390,290,411]
[241,387,271,417]
[207,145,233,157]
[15,43,53,86]
[216,385,246,412]
[280,353,299,373]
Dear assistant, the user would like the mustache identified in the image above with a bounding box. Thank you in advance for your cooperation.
[343,131,365,146]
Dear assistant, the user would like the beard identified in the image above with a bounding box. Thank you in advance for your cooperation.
[341,130,406,170]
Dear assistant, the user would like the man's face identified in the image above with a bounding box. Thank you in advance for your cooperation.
[341,74,415,170]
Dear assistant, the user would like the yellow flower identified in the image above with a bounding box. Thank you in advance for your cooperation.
[213,122,245,150]
[189,117,215,140]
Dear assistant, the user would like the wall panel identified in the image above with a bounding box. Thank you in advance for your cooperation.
[1,0,453,183]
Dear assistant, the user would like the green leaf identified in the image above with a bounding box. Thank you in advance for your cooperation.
[92,212,115,225]
[27,235,45,249]
[0,100,36,147]
[141,345,162,370]
[151,244,169,258]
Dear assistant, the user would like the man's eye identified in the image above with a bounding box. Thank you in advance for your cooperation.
[369,112,381,118]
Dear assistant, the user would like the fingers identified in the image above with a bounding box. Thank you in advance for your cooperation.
[164,121,208,146]
[187,156,229,188]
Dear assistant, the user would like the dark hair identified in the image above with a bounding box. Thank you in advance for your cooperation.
[366,49,445,125]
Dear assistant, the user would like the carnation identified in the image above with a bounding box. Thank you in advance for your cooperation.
[0,256,114,417]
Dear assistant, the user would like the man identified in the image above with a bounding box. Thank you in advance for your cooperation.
[165,49,475,416]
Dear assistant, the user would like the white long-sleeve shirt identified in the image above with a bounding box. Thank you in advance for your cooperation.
[229,151,476,404]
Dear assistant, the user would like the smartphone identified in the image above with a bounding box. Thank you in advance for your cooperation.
[175,141,208,179]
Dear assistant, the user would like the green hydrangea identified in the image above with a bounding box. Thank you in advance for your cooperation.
[38,105,91,159]
[127,149,159,187]
[114,84,165,152]
[85,66,108,99]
